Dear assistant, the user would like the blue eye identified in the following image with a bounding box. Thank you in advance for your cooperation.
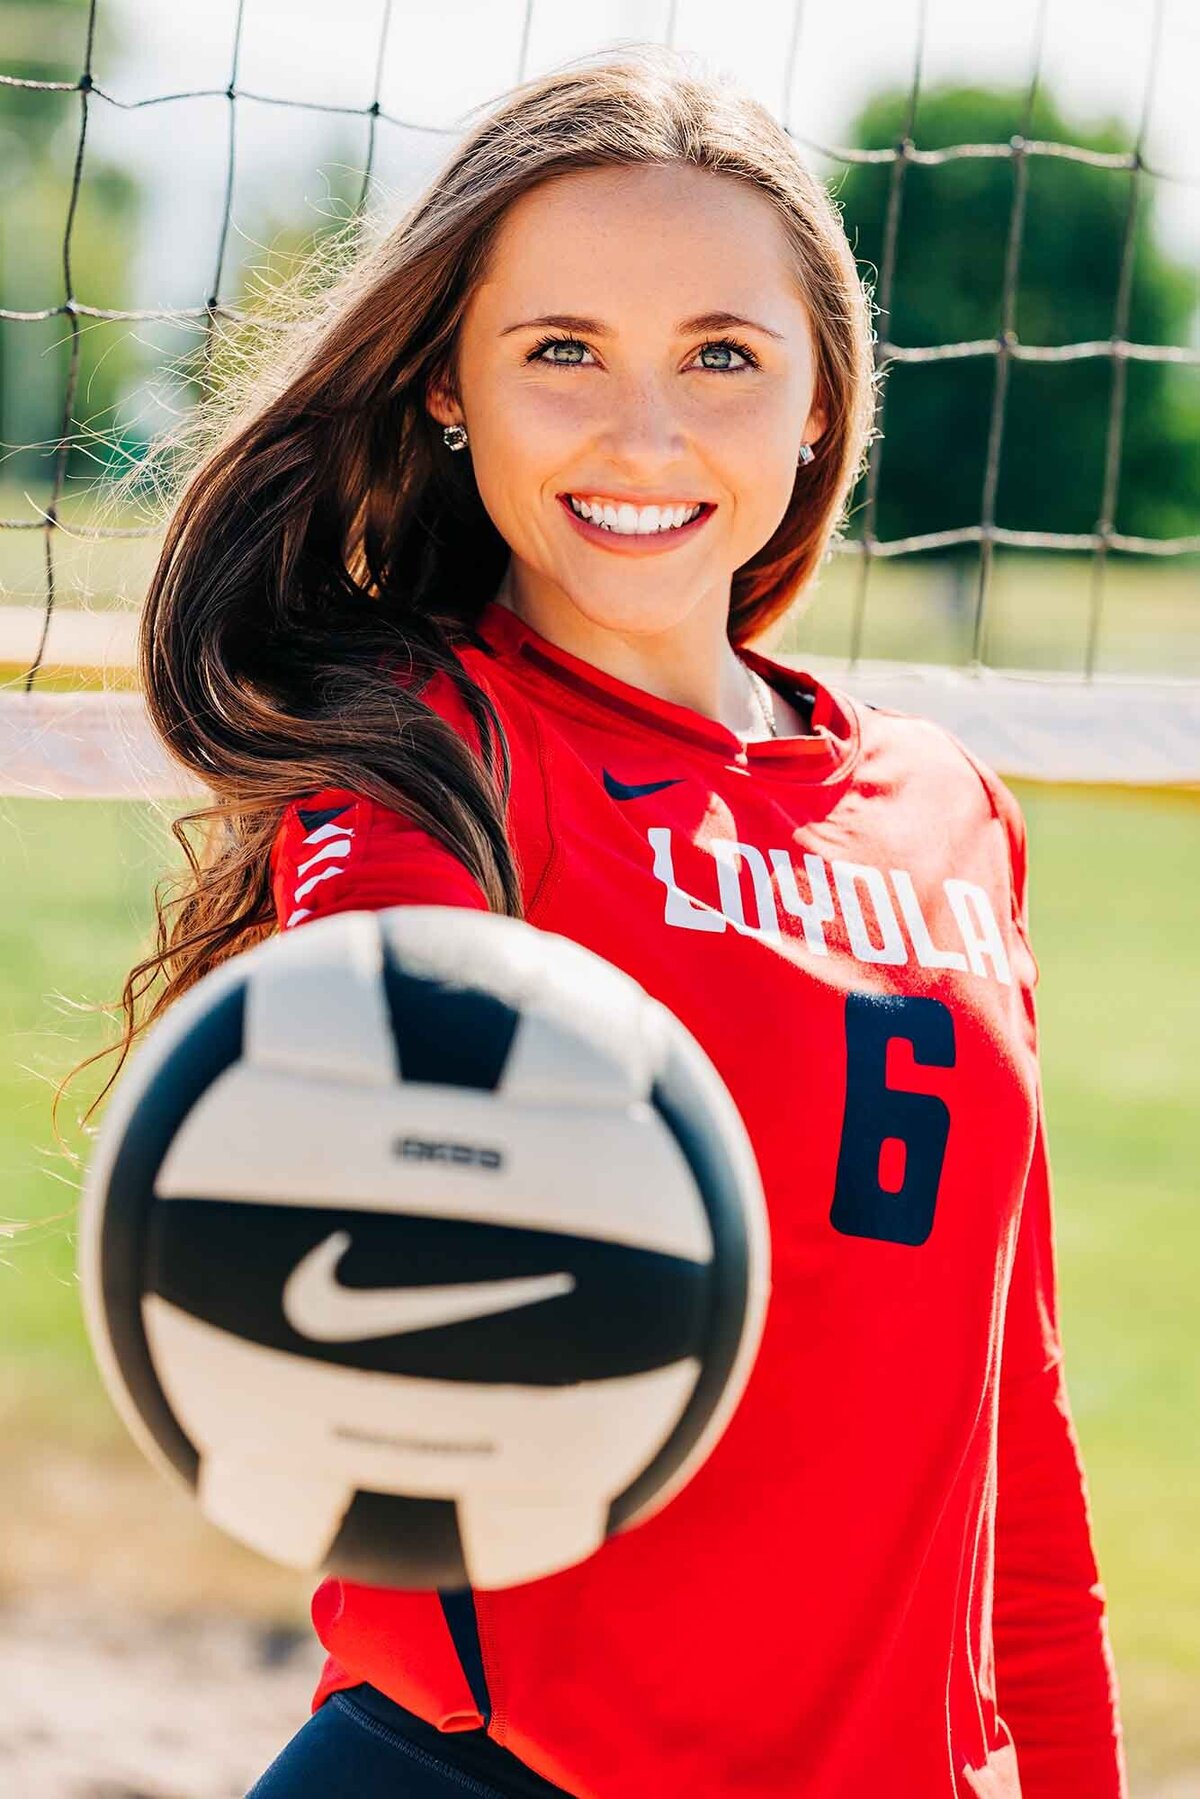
[525,333,761,372]
[527,335,593,366]
[695,338,759,372]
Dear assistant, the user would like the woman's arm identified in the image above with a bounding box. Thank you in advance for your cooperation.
[271,787,491,931]
[992,1092,1127,1797]
[268,783,500,1729]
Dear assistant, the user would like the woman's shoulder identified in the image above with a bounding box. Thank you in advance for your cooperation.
[268,629,554,929]
[401,619,544,765]
[848,690,1029,921]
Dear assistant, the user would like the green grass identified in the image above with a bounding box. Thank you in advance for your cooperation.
[1015,785,1200,1782]
[1,786,1197,1784]
[0,800,176,1429]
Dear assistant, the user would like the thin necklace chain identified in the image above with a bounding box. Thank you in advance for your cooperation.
[740,656,779,739]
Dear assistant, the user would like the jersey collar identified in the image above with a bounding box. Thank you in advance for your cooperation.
[473,596,860,784]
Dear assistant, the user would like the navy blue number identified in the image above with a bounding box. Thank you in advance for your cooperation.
[830,993,955,1247]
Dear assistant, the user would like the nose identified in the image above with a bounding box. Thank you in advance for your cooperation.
[596,373,687,471]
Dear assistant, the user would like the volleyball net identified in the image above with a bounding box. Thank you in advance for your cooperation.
[1,0,1197,798]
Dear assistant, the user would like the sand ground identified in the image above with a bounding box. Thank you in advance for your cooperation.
[0,1597,323,1798]
[2,1444,1195,1798]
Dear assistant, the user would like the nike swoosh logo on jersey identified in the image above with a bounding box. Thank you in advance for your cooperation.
[603,770,685,801]
[282,1229,576,1343]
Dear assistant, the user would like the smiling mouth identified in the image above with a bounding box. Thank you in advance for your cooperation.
[562,494,711,536]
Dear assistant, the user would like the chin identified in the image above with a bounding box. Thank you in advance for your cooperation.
[563,588,708,639]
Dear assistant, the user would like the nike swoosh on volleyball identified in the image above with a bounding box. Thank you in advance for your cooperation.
[282,1229,576,1344]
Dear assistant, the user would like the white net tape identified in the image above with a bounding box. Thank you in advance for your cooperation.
[4,664,1197,803]
[820,662,1200,786]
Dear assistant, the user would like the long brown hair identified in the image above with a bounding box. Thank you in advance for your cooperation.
[71,41,878,1122]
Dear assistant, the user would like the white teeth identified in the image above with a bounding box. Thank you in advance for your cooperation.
[567,496,704,535]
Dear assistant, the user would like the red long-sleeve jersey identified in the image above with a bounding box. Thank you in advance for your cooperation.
[269,594,1126,1798]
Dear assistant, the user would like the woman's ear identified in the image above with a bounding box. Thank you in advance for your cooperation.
[425,373,459,432]
[805,397,829,448]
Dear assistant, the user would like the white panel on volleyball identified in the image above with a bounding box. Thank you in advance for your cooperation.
[155,911,717,1265]
[143,1294,701,1586]
[152,1063,714,1263]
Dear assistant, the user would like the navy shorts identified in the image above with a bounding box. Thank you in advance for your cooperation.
[246,1681,575,1798]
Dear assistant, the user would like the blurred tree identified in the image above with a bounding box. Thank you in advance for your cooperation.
[1,0,140,494]
[834,82,1200,550]
[180,150,367,437]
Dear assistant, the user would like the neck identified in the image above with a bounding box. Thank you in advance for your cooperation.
[492,565,772,739]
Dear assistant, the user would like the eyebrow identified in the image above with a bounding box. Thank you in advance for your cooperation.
[499,309,785,342]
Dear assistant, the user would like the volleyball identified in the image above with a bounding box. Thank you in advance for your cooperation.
[78,905,771,1591]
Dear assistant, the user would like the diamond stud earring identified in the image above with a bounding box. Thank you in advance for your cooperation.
[798,442,815,465]
[442,423,469,451]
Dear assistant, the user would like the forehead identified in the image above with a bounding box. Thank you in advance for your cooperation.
[471,163,803,324]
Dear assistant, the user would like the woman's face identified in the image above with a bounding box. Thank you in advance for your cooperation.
[431,161,827,640]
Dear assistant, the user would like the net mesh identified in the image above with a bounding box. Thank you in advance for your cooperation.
[2,0,1197,794]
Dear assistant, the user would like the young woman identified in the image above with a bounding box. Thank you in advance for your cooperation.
[114,44,1125,1799]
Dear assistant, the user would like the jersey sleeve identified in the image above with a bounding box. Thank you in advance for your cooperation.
[270,787,490,930]
[987,774,1128,1796]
